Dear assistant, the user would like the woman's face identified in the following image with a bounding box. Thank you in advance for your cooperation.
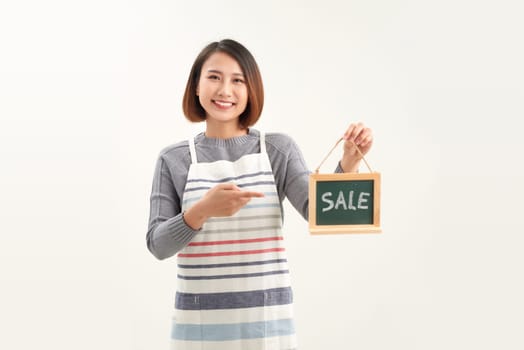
[197,52,248,127]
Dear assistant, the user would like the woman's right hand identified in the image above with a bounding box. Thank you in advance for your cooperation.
[183,183,264,230]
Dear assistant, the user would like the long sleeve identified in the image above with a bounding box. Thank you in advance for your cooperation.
[278,137,345,221]
[146,155,198,260]
[281,138,311,220]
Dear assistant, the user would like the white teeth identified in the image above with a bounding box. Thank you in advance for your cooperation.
[214,101,233,107]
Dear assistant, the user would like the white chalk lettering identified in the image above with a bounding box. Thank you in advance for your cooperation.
[335,191,347,210]
[347,190,357,210]
[321,192,334,212]
[358,192,370,209]
[321,190,371,212]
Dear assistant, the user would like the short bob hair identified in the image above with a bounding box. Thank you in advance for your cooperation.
[182,39,264,129]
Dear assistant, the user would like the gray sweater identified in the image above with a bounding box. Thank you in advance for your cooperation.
[146,128,343,260]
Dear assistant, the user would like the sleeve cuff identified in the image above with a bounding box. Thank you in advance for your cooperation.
[167,214,200,246]
[335,161,359,174]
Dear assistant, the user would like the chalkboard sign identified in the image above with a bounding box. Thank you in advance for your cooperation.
[309,173,381,234]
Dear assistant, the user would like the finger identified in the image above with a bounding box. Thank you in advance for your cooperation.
[344,122,365,142]
[351,123,366,143]
[359,134,373,147]
[343,123,356,141]
[238,191,265,198]
[240,197,253,206]
[355,128,372,145]
[230,197,253,211]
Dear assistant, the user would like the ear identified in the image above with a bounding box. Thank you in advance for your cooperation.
[196,85,199,96]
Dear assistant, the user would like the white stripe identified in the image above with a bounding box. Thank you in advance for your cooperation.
[172,304,294,325]
[183,191,278,206]
[183,186,277,201]
[184,212,282,243]
[178,261,289,277]
[230,206,281,217]
[206,214,281,223]
[177,251,289,267]
[195,223,282,234]
[176,273,292,294]
[201,211,282,223]
[202,216,282,231]
[260,131,266,153]
[184,179,275,201]
[186,153,272,178]
[186,173,275,186]
[236,206,282,216]
[188,137,197,164]
[189,229,284,243]
[181,185,278,208]
[201,222,282,234]
[170,333,297,350]
[181,239,285,255]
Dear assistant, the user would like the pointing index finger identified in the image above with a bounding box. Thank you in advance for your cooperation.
[238,191,265,198]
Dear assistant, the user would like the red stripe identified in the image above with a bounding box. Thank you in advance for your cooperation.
[178,248,285,258]
[188,236,283,247]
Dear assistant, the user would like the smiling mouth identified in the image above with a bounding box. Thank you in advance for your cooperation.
[212,100,235,108]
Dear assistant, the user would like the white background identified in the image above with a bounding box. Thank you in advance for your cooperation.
[1,0,523,349]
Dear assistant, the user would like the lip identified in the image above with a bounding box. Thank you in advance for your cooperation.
[212,99,236,109]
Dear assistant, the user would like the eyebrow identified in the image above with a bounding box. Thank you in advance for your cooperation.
[206,69,244,77]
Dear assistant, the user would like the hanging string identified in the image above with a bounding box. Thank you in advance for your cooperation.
[315,137,373,173]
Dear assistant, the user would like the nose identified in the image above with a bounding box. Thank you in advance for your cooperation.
[218,80,233,97]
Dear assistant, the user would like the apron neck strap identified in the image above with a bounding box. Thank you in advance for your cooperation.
[260,131,266,154]
[188,137,197,164]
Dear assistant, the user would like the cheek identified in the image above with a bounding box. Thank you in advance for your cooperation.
[239,88,248,103]
[196,78,209,95]
[198,87,212,102]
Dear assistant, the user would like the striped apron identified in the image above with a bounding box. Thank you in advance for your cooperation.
[170,132,297,350]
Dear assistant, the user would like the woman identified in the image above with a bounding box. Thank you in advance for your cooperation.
[146,39,373,350]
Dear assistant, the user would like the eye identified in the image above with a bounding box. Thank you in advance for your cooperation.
[233,78,245,84]
[207,74,220,80]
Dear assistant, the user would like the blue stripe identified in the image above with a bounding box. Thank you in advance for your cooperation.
[184,186,213,193]
[178,269,289,280]
[175,287,292,310]
[243,203,280,209]
[178,258,287,269]
[186,171,274,184]
[185,181,275,193]
[172,318,295,341]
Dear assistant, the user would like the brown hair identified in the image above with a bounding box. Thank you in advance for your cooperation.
[182,39,264,128]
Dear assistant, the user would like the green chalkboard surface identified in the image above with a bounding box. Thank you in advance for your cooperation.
[316,180,374,225]
[309,173,381,234]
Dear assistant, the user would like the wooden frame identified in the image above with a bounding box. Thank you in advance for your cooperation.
[309,172,382,234]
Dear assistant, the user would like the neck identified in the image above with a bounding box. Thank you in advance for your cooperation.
[205,120,247,139]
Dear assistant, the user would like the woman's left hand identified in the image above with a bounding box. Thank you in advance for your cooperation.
[340,122,373,173]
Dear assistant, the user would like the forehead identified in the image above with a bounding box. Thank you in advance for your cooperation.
[202,52,244,75]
